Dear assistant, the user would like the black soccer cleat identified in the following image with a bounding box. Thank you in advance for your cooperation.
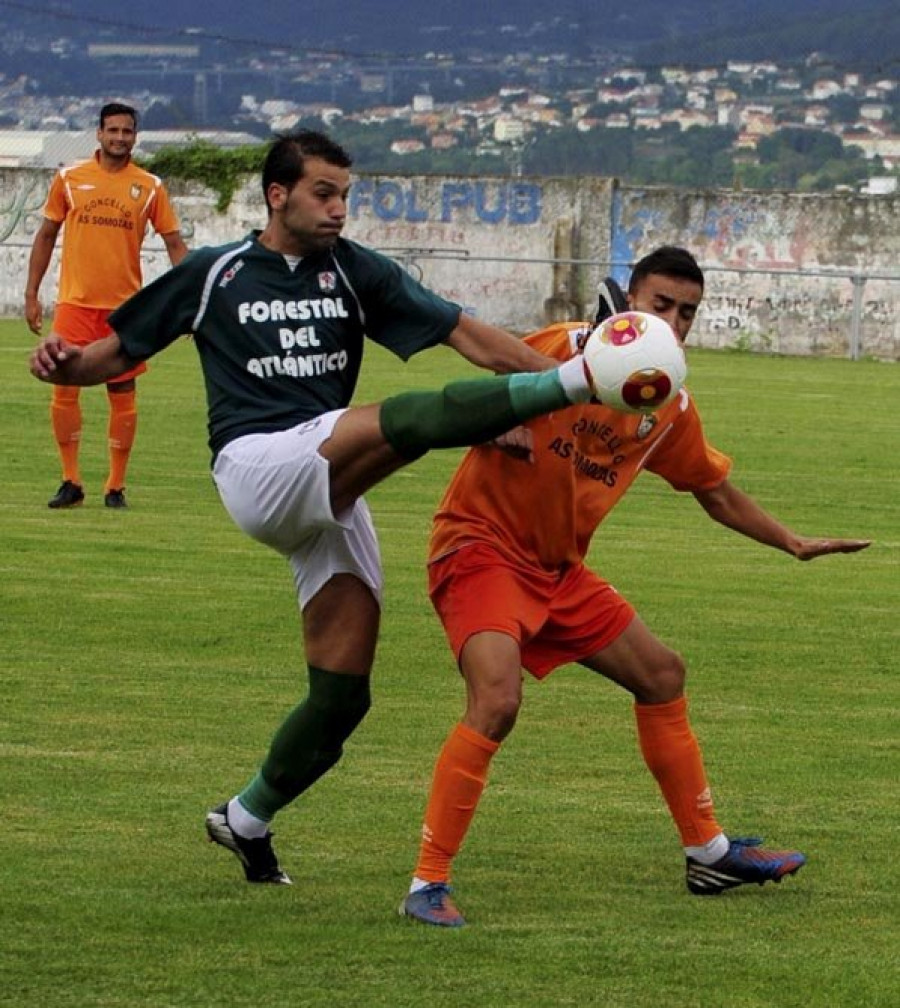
[594,276,629,325]
[205,803,292,884]
[686,836,807,896]
[48,480,85,509]
[104,488,127,509]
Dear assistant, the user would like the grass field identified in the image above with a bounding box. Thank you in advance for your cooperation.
[2,318,899,1007]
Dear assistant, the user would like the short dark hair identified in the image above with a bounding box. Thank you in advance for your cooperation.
[99,102,138,129]
[262,130,353,207]
[629,246,704,293]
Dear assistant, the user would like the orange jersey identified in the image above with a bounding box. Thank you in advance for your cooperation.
[42,152,180,308]
[429,322,732,571]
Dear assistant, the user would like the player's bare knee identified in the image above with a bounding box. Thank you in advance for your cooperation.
[468,689,520,741]
[492,697,521,738]
[635,651,686,704]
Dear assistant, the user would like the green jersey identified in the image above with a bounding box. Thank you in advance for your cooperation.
[110,232,461,459]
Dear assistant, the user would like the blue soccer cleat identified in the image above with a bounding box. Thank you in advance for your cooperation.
[686,836,807,895]
[400,882,466,927]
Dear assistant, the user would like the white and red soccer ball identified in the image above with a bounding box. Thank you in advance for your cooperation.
[583,311,687,414]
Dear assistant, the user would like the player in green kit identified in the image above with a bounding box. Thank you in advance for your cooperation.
[30,129,596,885]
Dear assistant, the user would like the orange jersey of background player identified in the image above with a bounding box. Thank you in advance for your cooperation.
[429,321,733,571]
[42,152,181,308]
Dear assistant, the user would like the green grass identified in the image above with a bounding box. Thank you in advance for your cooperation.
[2,320,898,1007]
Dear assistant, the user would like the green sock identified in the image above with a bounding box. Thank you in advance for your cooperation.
[380,368,572,460]
[508,368,570,416]
[237,666,371,821]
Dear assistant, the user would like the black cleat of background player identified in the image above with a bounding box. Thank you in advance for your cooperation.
[594,276,629,325]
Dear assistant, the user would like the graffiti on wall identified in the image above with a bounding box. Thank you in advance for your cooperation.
[611,189,820,272]
[0,175,48,241]
[349,179,543,226]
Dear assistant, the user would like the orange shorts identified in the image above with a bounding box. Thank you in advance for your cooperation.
[52,303,147,382]
[428,542,635,679]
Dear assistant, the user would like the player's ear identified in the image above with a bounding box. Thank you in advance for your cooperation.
[266,182,288,210]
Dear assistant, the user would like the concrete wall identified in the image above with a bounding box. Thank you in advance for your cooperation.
[609,186,900,359]
[2,167,898,360]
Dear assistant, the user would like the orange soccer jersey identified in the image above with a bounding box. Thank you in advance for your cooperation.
[428,322,733,572]
[42,152,180,309]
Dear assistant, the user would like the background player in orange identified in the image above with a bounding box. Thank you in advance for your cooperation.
[400,245,871,928]
[25,101,188,509]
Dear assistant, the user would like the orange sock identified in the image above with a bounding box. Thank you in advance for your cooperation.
[50,385,82,484]
[106,388,137,493]
[413,722,499,883]
[634,695,722,846]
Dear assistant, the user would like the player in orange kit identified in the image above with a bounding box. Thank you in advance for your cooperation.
[25,102,187,509]
[401,245,871,927]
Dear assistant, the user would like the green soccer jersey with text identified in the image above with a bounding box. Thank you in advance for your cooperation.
[110,232,461,460]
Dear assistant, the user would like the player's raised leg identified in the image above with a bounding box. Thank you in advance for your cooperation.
[206,361,594,884]
[326,359,593,516]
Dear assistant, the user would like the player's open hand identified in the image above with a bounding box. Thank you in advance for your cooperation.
[30,334,80,381]
[489,425,534,463]
[794,537,872,561]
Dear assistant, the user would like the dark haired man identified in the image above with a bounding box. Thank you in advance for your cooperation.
[25,102,188,509]
[400,245,870,927]
[30,129,598,886]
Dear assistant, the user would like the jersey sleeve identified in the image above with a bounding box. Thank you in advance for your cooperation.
[147,179,180,236]
[340,244,461,360]
[644,393,732,491]
[42,171,69,223]
[109,249,213,360]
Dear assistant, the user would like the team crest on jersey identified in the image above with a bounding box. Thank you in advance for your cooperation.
[635,415,658,441]
[130,184,143,201]
[317,271,337,292]
[572,324,593,352]
[219,260,245,288]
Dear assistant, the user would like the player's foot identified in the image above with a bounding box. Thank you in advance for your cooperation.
[204,803,292,884]
[400,883,466,927]
[686,836,806,896]
[104,488,127,508]
[48,480,84,509]
[594,275,629,325]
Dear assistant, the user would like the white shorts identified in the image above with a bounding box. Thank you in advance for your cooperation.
[211,410,383,609]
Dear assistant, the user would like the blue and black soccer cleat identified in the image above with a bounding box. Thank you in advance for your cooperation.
[686,836,807,895]
[400,882,466,927]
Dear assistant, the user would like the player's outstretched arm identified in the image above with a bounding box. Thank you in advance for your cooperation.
[445,311,555,374]
[789,536,872,561]
[693,479,871,560]
[30,332,138,386]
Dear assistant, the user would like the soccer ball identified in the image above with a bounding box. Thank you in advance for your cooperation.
[582,311,687,414]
